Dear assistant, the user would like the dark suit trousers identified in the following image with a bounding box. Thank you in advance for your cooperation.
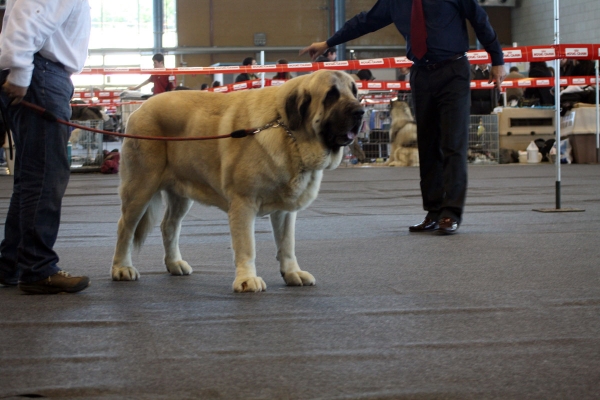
[409,56,471,223]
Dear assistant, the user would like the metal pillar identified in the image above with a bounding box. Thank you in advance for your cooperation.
[334,0,346,60]
[553,0,561,209]
[153,0,164,55]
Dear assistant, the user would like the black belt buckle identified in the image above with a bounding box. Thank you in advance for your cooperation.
[422,53,466,71]
[423,63,440,71]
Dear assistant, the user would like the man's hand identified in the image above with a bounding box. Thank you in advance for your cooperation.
[2,81,27,106]
[490,65,507,87]
[299,41,329,61]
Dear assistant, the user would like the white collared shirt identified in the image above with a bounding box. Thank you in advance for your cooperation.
[0,0,91,87]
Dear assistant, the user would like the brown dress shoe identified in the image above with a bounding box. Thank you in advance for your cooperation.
[437,217,459,234]
[18,270,90,295]
[409,217,439,232]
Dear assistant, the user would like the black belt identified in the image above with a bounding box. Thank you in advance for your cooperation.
[418,53,467,71]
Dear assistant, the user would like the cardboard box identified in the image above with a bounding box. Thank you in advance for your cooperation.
[568,134,598,164]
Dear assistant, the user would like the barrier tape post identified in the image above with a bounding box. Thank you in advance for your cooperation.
[555,0,561,210]
[596,59,599,163]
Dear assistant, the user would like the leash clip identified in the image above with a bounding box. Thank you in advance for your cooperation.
[235,119,295,141]
[253,120,280,134]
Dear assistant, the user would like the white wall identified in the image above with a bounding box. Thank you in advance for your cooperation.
[512,0,600,46]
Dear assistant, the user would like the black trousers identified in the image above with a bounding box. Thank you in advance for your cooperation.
[410,57,471,223]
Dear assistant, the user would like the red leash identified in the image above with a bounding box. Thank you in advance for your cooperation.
[20,100,255,140]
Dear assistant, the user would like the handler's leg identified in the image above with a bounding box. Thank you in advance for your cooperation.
[410,66,444,222]
[436,57,471,224]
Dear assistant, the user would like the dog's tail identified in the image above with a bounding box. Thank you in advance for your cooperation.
[133,192,162,250]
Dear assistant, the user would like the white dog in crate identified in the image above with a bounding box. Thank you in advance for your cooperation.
[386,99,419,167]
[69,128,83,148]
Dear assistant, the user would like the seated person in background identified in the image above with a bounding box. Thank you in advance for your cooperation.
[505,66,525,105]
[396,67,411,102]
[200,83,209,90]
[397,67,410,82]
[356,69,375,81]
[560,59,575,76]
[100,149,120,174]
[212,80,221,88]
[470,63,498,114]
[559,60,597,112]
[524,61,554,106]
[315,47,337,62]
[273,59,293,80]
[235,57,259,82]
[571,60,595,76]
[129,53,174,94]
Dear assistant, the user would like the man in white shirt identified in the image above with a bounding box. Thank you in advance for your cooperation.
[0,0,92,294]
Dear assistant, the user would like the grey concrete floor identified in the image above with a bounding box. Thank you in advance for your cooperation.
[0,163,599,399]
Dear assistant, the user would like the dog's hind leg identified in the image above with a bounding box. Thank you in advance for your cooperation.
[161,191,193,276]
[111,183,162,281]
[270,211,315,287]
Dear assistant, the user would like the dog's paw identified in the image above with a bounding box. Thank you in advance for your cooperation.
[166,260,193,276]
[283,271,316,287]
[112,266,140,281]
[232,276,267,293]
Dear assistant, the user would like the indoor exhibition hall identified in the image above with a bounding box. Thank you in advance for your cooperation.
[0,0,599,399]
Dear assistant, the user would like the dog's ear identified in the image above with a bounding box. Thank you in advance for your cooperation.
[285,90,312,131]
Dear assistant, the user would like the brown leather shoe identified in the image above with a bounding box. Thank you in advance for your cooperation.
[409,217,439,232]
[437,217,459,234]
[18,270,90,295]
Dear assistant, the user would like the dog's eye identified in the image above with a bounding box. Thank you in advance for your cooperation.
[351,83,358,98]
[324,86,340,107]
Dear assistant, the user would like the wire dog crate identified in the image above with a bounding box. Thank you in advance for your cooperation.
[357,102,392,161]
[469,114,499,164]
[69,120,104,168]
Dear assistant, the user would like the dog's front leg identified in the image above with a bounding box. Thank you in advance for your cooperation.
[228,200,266,293]
[270,211,315,287]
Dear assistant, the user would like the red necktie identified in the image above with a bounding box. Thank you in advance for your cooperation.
[410,0,428,60]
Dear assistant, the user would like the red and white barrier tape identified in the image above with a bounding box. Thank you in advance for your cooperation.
[77,44,600,77]
[73,76,597,104]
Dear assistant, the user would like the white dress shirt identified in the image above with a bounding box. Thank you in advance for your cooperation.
[0,0,91,87]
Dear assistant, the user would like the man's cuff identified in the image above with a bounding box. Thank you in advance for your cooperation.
[6,67,32,88]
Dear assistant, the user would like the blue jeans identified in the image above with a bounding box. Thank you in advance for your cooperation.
[0,53,73,284]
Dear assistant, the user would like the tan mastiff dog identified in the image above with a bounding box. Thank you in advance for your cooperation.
[111,70,364,292]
